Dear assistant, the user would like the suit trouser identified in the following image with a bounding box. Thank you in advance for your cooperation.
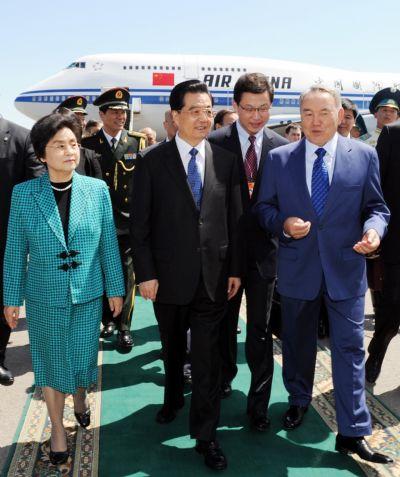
[102,235,135,331]
[368,262,400,361]
[219,266,275,415]
[281,292,372,437]
[154,279,226,441]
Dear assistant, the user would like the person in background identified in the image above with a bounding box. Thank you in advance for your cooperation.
[285,123,302,142]
[213,109,238,129]
[162,110,178,142]
[209,73,287,431]
[0,115,45,386]
[84,120,103,138]
[338,98,358,138]
[82,87,146,351]
[140,127,157,146]
[360,87,400,147]
[3,112,124,465]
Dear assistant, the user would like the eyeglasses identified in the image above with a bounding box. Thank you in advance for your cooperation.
[178,108,214,119]
[238,104,270,114]
[46,143,80,153]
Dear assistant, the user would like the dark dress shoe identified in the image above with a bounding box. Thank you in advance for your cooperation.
[117,330,134,349]
[249,413,271,432]
[74,409,91,428]
[221,382,232,399]
[335,434,393,464]
[195,440,227,471]
[49,448,69,465]
[283,405,308,430]
[100,322,115,338]
[0,364,14,386]
[365,355,383,384]
[156,406,177,424]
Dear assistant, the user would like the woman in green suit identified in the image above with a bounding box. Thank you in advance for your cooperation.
[3,113,125,465]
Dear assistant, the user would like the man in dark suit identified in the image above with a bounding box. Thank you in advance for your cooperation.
[208,73,287,431]
[366,120,400,383]
[82,88,146,351]
[130,80,242,471]
[255,86,392,464]
[0,115,45,385]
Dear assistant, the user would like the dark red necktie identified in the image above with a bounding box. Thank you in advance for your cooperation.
[244,135,257,181]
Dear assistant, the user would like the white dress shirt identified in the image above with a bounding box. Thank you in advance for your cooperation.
[102,129,122,148]
[236,120,264,166]
[305,133,338,195]
[175,133,205,184]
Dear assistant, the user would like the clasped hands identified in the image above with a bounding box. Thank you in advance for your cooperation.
[4,296,123,330]
[139,277,241,301]
[283,217,380,254]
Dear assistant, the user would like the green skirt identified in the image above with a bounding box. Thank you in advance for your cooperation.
[26,295,103,394]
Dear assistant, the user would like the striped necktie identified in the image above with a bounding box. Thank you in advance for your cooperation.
[311,147,329,217]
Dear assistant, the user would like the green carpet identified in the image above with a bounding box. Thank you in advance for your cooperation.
[99,297,363,476]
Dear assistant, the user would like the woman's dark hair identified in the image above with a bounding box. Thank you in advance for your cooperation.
[30,112,81,159]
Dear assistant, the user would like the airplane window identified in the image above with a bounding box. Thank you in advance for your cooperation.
[153,66,157,70]
[135,66,139,70]
[141,66,145,70]
[231,68,235,71]
[208,67,211,71]
[67,62,77,69]
[201,67,205,71]
[172,66,175,70]
[219,68,223,72]
[147,66,150,69]
[80,62,86,68]
[178,67,181,70]
[244,68,247,72]
[237,68,240,71]
[166,66,169,70]
[159,66,163,70]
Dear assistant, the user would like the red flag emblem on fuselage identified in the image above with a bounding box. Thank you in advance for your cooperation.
[153,73,174,86]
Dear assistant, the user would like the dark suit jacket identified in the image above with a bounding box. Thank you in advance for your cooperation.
[76,147,102,179]
[130,138,242,305]
[377,121,400,263]
[208,123,288,279]
[0,117,45,294]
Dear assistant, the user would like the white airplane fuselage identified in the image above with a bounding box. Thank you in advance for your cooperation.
[15,53,400,137]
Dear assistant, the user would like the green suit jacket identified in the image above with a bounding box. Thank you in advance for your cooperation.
[3,172,125,307]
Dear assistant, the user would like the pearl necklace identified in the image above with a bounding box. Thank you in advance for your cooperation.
[51,183,72,192]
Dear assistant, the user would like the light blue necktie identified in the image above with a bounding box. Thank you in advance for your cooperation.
[311,148,329,217]
[187,148,202,209]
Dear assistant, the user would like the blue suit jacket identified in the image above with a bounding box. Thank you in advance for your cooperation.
[3,172,125,307]
[255,136,390,301]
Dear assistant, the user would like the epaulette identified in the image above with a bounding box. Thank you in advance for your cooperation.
[128,130,147,150]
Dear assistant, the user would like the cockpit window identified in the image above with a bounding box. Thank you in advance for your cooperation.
[66,62,86,69]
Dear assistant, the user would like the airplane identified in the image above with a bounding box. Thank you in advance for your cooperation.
[14,53,400,138]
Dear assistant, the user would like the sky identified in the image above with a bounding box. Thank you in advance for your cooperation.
[2,0,400,128]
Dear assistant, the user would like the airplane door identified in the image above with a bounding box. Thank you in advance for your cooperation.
[183,56,199,79]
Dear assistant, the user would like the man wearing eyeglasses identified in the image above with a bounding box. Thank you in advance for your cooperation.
[130,80,242,471]
[208,73,287,431]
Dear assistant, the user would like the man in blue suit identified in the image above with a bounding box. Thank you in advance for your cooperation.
[255,86,392,464]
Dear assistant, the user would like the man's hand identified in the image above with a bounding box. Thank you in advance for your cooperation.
[108,297,123,318]
[283,217,311,239]
[353,229,381,255]
[139,279,159,301]
[4,306,19,329]
[227,277,241,300]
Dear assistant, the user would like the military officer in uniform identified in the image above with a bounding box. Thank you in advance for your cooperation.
[55,96,102,179]
[360,88,400,147]
[82,87,146,350]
